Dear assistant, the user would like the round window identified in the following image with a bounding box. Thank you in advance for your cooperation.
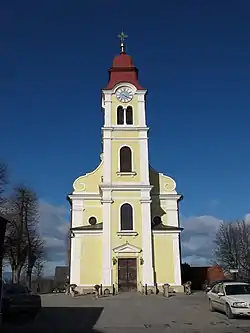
[153,216,161,226]
[89,216,97,225]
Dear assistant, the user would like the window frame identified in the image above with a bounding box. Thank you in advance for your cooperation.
[119,145,133,173]
[119,203,134,232]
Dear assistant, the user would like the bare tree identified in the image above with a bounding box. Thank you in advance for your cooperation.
[0,162,8,207]
[33,256,45,280]
[4,186,44,285]
[214,220,250,278]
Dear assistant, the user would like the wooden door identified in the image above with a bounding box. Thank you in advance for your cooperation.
[118,258,137,292]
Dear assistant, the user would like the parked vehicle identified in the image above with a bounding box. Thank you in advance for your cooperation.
[1,283,41,319]
[205,279,232,292]
[207,281,250,318]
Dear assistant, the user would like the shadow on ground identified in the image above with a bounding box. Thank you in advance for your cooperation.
[2,307,104,333]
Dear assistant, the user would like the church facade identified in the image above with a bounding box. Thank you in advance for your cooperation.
[68,37,184,293]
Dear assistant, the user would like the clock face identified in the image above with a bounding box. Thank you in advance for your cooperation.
[116,87,134,103]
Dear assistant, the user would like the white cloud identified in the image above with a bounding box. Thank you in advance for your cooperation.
[180,215,223,266]
[38,200,70,276]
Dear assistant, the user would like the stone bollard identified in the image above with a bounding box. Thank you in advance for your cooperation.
[163,283,170,297]
[93,284,100,299]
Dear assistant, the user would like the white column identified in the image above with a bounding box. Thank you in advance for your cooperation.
[71,199,84,228]
[102,190,112,287]
[70,235,81,285]
[103,93,112,127]
[137,93,146,127]
[166,199,179,227]
[172,234,182,285]
[140,136,150,185]
[141,192,154,286]
[103,130,112,183]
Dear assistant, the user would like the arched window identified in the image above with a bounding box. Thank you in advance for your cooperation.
[117,106,124,125]
[120,203,133,230]
[120,146,132,172]
[126,106,133,125]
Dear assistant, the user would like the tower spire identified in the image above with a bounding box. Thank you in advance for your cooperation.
[118,31,128,54]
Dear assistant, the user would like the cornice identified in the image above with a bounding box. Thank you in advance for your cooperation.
[102,126,149,132]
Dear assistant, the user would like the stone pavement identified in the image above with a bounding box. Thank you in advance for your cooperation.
[2,291,250,333]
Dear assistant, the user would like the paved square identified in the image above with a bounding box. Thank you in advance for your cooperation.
[2,292,250,332]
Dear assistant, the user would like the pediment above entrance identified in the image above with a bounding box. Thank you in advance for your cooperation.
[113,242,142,254]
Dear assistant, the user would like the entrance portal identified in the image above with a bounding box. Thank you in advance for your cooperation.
[118,258,137,292]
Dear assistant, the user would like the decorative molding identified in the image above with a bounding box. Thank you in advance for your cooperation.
[113,242,142,254]
[111,137,149,141]
[102,82,147,94]
[117,231,138,238]
[69,193,101,200]
[156,194,183,201]
[140,199,152,204]
[71,230,103,235]
[101,200,113,204]
[100,184,153,191]
[116,171,137,177]
[102,126,149,132]
[152,230,181,235]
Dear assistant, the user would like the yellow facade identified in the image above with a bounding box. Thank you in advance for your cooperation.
[69,46,183,294]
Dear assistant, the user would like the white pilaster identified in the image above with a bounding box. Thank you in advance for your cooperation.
[140,136,150,185]
[172,234,182,285]
[166,199,179,227]
[137,93,146,127]
[102,189,112,287]
[103,130,112,183]
[71,199,84,228]
[103,93,112,127]
[70,235,81,285]
[141,191,154,286]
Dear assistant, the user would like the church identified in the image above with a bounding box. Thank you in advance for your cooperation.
[68,34,184,293]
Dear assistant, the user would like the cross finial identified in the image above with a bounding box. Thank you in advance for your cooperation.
[118,31,128,54]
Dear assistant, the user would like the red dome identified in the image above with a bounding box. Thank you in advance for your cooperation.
[104,52,144,90]
[112,54,134,68]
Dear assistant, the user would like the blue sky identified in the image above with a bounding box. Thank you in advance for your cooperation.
[1,1,250,274]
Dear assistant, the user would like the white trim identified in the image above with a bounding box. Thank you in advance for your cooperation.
[117,231,138,238]
[156,194,183,201]
[152,230,181,235]
[72,230,103,235]
[102,126,149,132]
[103,82,138,94]
[69,193,101,200]
[118,202,135,232]
[118,144,134,173]
[172,234,182,286]
[113,242,142,253]
[111,137,149,141]
[116,171,137,177]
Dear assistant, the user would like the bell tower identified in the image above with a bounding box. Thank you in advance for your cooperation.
[100,33,154,287]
